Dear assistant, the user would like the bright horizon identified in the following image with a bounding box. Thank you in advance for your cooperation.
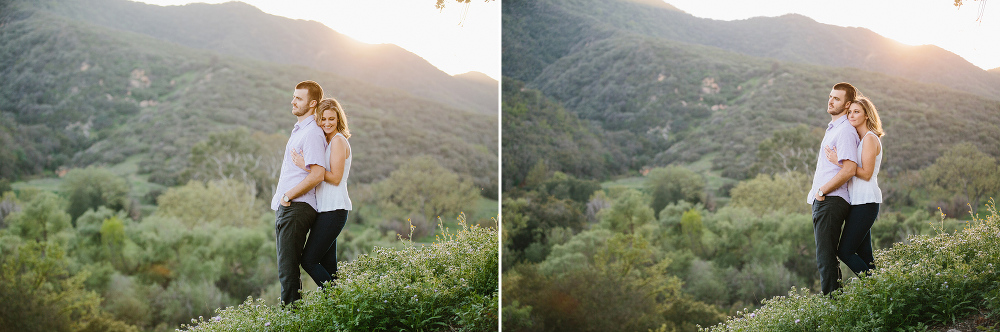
[132,0,500,81]
[664,0,1000,72]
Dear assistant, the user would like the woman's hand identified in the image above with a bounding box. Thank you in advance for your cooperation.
[291,149,307,171]
[824,145,840,165]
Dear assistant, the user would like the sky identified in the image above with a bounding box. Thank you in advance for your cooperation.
[133,0,500,80]
[665,0,1000,71]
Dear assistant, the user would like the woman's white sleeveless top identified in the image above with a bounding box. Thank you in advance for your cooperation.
[849,131,882,205]
[316,133,352,212]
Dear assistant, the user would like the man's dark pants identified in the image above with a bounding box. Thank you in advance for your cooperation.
[275,202,316,306]
[812,196,850,295]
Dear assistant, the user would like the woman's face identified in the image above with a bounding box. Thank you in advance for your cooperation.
[847,102,867,129]
[318,108,338,135]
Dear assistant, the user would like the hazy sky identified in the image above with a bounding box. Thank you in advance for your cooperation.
[132,0,996,76]
[666,0,1000,71]
[133,0,500,80]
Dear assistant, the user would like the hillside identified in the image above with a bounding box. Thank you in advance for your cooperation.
[42,0,498,115]
[503,0,1000,101]
[502,78,627,190]
[0,0,498,191]
[502,0,1000,180]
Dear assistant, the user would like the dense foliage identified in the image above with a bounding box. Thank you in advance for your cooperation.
[0,242,138,332]
[502,78,628,189]
[0,0,498,194]
[707,200,1000,331]
[503,0,1000,182]
[177,215,498,332]
[501,0,1000,331]
[2,0,500,331]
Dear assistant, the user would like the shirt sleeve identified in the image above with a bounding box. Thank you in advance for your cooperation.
[302,129,328,172]
[834,128,860,165]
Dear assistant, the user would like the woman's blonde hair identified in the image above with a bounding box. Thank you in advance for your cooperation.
[317,98,351,139]
[853,96,884,137]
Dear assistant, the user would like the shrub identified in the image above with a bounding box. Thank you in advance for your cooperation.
[705,198,1000,331]
[179,213,498,331]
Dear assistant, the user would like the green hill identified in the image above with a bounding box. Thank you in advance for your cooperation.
[502,77,626,190]
[43,0,498,115]
[502,0,1000,180]
[503,0,1000,101]
[0,0,497,191]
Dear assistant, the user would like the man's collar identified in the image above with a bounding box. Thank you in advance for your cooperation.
[295,113,316,128]
[829,115,849,127]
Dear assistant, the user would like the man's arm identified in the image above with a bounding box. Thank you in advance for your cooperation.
[281,128,328,204]
[282,164,325,204]
[817,160,857,199]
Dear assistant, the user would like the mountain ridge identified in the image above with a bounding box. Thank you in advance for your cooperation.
[504,0,1000,101]
[43,0,498,114]
[502,0,1000,180]
[0,0,498,191]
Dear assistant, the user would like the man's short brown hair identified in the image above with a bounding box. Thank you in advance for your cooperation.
[832,82,857,105]
[295,80,324,108]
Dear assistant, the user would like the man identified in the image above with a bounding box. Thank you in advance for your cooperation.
[806,82,860,296]
[271,80,328,306]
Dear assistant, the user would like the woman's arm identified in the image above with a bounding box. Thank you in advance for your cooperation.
[280,164,325,206]
[814,160,857,201]
[323,136,350,186]
[855,135,880,181]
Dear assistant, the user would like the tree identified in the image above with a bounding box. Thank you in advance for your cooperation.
[100,216,128,271]
[599,189,656,234]
[752,124,824,177]
[680,209,705,256]
[61,167,131,223]
[184,128,284,201]
[374,156,480,223]
[504,230,725,332]
[923,142,1000,214]
[435,0,494,10]
[645,166,705,218]
[729,171,811,216]
[5,191,72,245]
[153,179,263,228]
[953,0,989,22]
[0,242,137,332]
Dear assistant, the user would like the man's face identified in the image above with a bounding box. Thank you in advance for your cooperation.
[827,89,848,116]
[291,88,314,117]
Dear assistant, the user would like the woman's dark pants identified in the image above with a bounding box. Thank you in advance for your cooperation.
[301,209,348,288]
[838,203,878,277]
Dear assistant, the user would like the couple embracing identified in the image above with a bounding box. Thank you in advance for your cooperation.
[271,80,354,306]
[807,82,885,296]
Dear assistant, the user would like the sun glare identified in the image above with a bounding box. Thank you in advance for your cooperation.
[132,0,500,79]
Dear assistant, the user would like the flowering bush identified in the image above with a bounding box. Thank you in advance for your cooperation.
[179,213,498,331]
[706,199,1000,331]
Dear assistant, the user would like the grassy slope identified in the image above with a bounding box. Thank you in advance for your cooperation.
[179,217,499,331]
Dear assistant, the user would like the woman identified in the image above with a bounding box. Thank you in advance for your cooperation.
[292,97,352,287]
[824,96,884,277]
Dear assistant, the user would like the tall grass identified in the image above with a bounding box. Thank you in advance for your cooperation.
[706,199,1000,332]
[179,213,498,331]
